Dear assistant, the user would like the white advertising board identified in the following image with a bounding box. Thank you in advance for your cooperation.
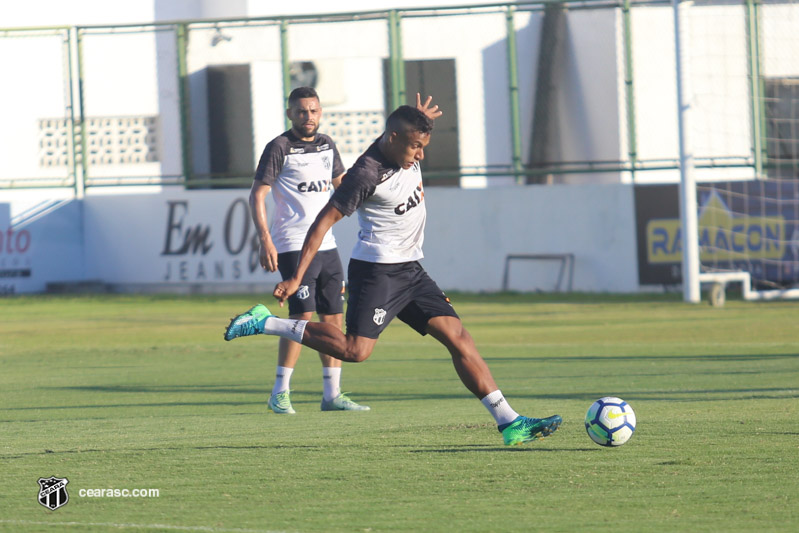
[85,189,288,288]
[0,200,85,294]
[4,183,639,294]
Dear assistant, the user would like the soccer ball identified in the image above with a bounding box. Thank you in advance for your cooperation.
[585,397,636,447]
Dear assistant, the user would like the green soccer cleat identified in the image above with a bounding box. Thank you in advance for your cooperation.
[224,304,272,341]
[500,415,562,446]
[268,390,296,414]
[320,393,370,412]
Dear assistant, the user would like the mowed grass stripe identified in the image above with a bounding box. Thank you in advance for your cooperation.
[1,294,797,532]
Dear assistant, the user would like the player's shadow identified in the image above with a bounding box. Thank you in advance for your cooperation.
[405,445,599,453]
[4,400,264,411]
[35,381,799,410]
[0,443,324,460]
[344,387,799,403]
[50,384,268,395]
[483,352,799,363]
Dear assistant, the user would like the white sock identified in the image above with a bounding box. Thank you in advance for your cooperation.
[322,366,342,401]
[264,317,307,344]
[272,366,294,396]
[480,390,520,427]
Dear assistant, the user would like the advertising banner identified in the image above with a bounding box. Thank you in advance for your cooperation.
[0,200,84,294]
[83,189,360,288]
[85,190,284,286]
[635,181,799,287]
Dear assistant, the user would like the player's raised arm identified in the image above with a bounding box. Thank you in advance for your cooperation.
[273,202,345,305]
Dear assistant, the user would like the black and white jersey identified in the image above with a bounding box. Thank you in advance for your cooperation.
[330,140,426,263]
[254,131,345,254]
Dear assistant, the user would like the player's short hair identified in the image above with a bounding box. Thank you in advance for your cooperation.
[386,105,434,136]
[288,86,319,107]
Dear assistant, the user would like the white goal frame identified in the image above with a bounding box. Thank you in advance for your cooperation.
[674,0,799,303]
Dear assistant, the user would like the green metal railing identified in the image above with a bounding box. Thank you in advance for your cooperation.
[280,19,291,130]
[0,0,773,190]
[621,0,638,180]
[506,5,524,185]
[176,23,193,186]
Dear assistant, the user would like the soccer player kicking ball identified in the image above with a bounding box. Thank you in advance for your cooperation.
[226,95,561,445]
[249,86,368,414]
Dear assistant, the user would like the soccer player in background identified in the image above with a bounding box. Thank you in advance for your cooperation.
[228,95,561,445]
[249,86,368,414]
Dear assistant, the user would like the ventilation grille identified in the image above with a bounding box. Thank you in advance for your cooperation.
[38,116,159,167]
[324,111,383,154]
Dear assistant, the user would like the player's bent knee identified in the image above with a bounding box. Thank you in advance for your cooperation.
[339,333,377,363]
[341,338,375,363]
[343,348,372,363]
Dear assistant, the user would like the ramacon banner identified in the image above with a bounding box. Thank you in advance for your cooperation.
[635,181,799,287]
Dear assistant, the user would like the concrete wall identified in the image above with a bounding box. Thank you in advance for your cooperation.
[424,184,638,292]
[1,183,638,294]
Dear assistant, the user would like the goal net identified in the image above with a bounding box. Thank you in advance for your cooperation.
[683,0,799,300]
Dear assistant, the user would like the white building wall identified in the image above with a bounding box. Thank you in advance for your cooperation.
[245,0,507,18]
[0,34,67,182]
[629,6,679,181]
[403,13,511,182]
[555,8,623,184]
[2,0,156,27]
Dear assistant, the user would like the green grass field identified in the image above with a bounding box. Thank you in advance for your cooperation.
[1,293,798,532]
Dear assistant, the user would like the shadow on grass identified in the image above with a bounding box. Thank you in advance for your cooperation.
[4,399,263,410]
[1,441,595,460]
[15,383,799,413]
[482,353,799,363]
[0,443,325,460]
[406,445,599,453]
[48,384,270,395]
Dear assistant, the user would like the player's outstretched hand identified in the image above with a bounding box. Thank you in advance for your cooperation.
[416,93,443,120]
[273,278,300,307]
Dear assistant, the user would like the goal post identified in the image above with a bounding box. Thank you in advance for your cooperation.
[673,0,701,303]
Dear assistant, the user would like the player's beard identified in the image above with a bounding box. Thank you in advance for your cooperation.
[296,122,319,138]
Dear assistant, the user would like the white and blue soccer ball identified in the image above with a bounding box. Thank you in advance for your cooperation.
[585,397,636,447]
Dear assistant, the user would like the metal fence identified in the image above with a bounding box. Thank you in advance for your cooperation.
[1,0,796,192]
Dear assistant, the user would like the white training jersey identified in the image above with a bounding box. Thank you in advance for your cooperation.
[254,131,345,254]
[330,140,426,263]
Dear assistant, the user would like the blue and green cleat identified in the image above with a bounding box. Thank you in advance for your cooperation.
[500,415,562,445]
[224,304,272,341]
[268,390,296,414]
[320,392,370,412]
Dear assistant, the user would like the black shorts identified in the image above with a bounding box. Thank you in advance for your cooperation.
[346,259,459,339]
[277,249,345,316]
